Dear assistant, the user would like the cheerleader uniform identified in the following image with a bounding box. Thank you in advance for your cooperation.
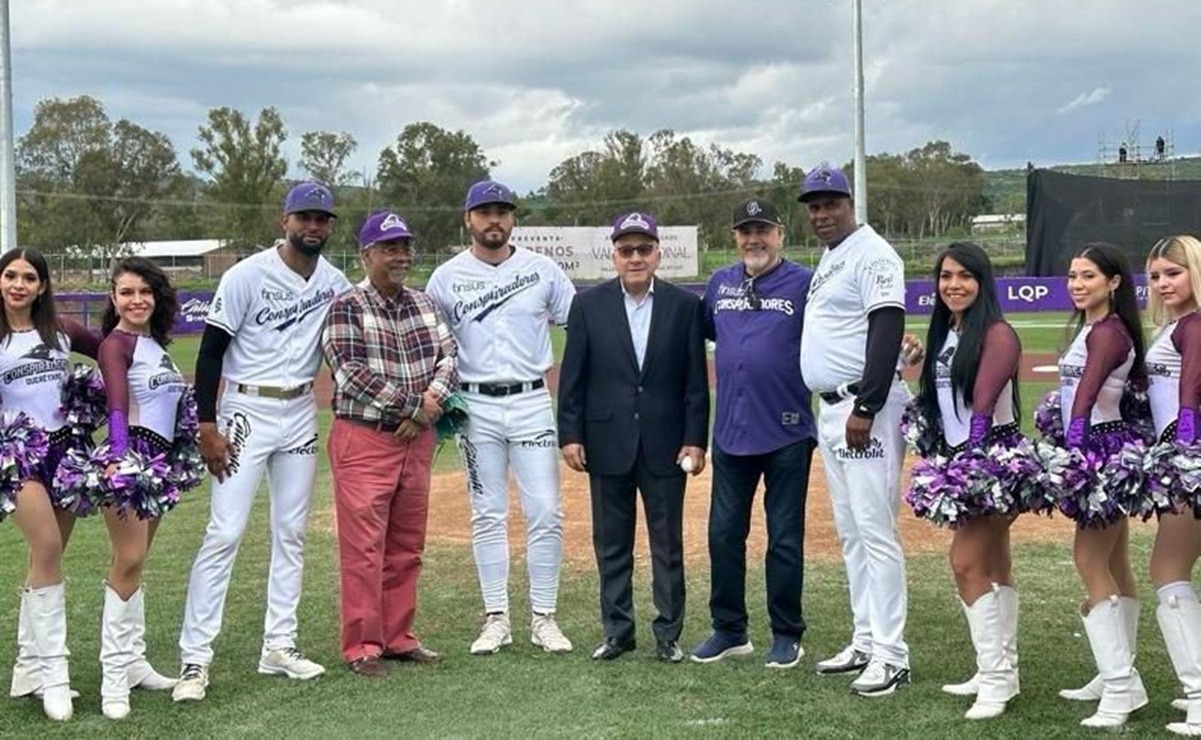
[1144,311,1201,736]
[904,321,1028,719]
[1040,313,1149,727]
[0,319,100,716]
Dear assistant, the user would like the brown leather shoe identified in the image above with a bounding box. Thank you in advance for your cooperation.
[384,645,440,665]
[347,656,387,677]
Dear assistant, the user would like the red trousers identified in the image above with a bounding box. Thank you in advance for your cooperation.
[328,418,434,662]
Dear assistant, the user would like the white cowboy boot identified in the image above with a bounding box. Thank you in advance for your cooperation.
[124,586,177,691]
[963,587,1018,720]
[1158,592,1201,736]
[28,582,72,721]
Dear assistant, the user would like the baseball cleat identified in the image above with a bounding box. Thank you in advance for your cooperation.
[530,613,573,653]
[258,647,325,680]
[470,613,513,655]
[815,645,871,675]
[849,660,911,697]
[172,664,209,702]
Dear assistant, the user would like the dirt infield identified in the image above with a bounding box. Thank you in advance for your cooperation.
[318,352,1074,564]
[418,455,1156,566]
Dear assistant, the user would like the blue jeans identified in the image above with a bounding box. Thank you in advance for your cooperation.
[707,437,815,639]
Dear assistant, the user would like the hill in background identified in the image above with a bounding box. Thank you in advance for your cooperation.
[983,155,1201,214]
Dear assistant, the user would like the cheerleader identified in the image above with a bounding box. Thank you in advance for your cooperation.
[83,257,199,719]
[1040,242,1150,728]
[904,243,1032,719]
[0,248,103,721]
[1142,235,1201,736]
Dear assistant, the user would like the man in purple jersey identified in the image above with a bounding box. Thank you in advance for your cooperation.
[690,199,816,669]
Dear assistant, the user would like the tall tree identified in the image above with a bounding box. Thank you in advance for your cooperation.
[376,122,492,251]
[191,106,287,249]
[299,130,359,188]
[16,95,181,274]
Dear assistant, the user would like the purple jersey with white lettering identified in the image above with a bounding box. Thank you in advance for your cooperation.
[703,259,815,455]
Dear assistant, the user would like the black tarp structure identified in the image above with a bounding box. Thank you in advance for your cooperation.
[1025,169,1201,276]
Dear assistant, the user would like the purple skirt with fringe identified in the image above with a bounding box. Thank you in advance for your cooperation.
[1143,421,1201,519]
[0,411,52,524]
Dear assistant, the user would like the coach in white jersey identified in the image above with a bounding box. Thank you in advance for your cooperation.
[798,165,912,697]
[425,180,576,655]
[173,182,352,702]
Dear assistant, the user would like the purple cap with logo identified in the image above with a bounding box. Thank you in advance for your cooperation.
[464,180,517,211]
[798,164,853,203]
[284,181,337,216]
[610,211,659,241]
[358,211,413,249]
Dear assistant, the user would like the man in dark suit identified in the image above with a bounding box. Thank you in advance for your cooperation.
[557,211,710,663]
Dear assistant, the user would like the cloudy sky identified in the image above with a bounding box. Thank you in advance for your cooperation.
[8,0,1199,193]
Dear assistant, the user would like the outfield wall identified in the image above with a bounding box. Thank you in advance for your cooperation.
[58,275,1152,335]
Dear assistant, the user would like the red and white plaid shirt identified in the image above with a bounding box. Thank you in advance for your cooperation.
[322,282,458,425]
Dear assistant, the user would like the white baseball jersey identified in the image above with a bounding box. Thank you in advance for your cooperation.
[800,224,905,392]
[425,247,575,384]
[206,244,351,386]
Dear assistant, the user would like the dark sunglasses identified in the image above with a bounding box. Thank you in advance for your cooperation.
[743,277,761,310]
[614,243,656,258]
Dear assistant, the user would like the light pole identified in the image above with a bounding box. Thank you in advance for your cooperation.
[851,0,868,225]
[0,0,16,250]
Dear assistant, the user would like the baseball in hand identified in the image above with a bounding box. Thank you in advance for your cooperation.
[680,456,695,473]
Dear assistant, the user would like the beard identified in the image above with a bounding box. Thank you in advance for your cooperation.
[469,225,511,250]
[289,232,327,256]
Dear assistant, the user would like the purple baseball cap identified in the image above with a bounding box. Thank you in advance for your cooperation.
[463,179,517,211]
[284,181,337,216]
[358,211,413,249]
[610,211,659,241]
[798,164,853,203]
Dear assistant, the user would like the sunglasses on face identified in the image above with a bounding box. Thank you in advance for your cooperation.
[615,243,656,258]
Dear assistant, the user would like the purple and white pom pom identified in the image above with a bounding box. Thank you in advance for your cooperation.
[900,397,939,457]
[1051,440,1147,528]
[60,363,106,438]
[50,444,109,518]
[1035,390,1064,446]
[1143,439,1201,518]
[166,388,205,494]
[905,439,1035,528]
[905,453,967,527]
[107,447,175,520]
[1121,382,1156,446]
[1028,440,1071,516]
[0,411,51,523]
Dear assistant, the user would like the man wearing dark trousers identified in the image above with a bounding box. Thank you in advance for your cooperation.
[558,211,710,663]
[691,198,817,669]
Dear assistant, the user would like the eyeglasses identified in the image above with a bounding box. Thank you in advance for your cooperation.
[614,243,656,258]
[742,277,762,310]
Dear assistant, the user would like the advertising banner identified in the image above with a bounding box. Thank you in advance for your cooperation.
[509,225,700,280]
[905,275,1150,315]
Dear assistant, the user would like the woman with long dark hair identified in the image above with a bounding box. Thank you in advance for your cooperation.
[903,242,1031,720]
[0,247,103,721]
[55,256,201,719]
[1141,235,1201,736]
[1036,242,1151,728]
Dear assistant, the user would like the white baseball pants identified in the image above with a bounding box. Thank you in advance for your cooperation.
[817,381,911,668]
[179,391,319,666]
[457,388,563,615]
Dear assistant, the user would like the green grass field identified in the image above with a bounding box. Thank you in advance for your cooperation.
[0,313,1188,737]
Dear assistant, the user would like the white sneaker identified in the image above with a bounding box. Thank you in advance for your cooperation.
[171,664,209,702]
[258,647,325,680]
[530,613,573,653]
[849,659,912,697]
[470,613,513,655]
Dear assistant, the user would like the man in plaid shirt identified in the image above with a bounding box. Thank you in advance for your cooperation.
[321,210,458,677]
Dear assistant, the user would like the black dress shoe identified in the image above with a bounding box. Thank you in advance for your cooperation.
[591,637,636,660]
[656,640,684,663]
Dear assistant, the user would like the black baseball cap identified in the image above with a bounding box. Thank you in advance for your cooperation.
[732,198,783,228]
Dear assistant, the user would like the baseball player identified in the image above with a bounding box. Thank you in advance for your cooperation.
[424,180,576,655]
[798,165,912,697]
[172,182,352,702]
